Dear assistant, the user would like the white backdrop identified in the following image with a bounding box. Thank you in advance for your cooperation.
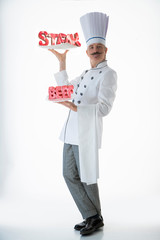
[0,0,160,238]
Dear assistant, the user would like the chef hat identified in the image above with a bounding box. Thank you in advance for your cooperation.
[80,12,109,47]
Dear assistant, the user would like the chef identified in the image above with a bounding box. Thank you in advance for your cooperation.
[49,12,117,236]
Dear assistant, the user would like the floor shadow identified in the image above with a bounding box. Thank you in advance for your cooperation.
[0,226,160,240]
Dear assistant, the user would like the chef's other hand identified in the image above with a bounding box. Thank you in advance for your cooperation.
[57,101,77,112]
[48,49,69,71]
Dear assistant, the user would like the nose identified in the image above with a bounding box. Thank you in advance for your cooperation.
[93,46,98,52]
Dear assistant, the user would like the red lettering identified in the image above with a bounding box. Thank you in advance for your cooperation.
[56,34,62,45]
[46,33,64,45]
[47,33,56,45]
[73,33,81,47]
[39,31,81,47]
[59,33,67,43]
[56,86,63,99]
[62,86,69,98]
[67,85,74,98]
[66,33,81,46]
[48,85,74,100]
[62,85,74,98]
[48,87,56,100]
[38,31,49,46]
[65,34,73,45]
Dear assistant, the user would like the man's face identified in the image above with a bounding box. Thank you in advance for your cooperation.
[86,43,107,68]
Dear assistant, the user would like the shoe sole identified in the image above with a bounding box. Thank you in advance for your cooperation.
[80,222,104,235]
[74,222,86,231]
[74,226,85,231]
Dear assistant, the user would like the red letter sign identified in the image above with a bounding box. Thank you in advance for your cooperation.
[38,31,49,46]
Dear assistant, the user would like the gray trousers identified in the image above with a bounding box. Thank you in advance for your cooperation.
[63,143,101,219]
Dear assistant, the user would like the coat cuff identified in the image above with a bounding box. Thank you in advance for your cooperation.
[54,70,69,86]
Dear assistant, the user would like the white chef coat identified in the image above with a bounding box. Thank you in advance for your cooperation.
[54,60,117,184]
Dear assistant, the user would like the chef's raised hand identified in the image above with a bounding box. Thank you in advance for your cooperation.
[48,49,69,71]
[57,101,77,112]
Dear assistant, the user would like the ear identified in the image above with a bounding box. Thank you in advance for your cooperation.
[86,49,89,57]
[105,47,108,54]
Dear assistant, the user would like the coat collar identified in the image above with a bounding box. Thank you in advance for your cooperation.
[91,60,107,70]
[96,60,107,68]
[84,60,108,74]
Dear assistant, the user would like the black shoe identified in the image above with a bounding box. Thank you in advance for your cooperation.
[80,215,104,236]
[74,220,86,231]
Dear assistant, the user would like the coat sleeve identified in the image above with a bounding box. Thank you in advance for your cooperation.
[96,70,117,117]
[54,70,81,88]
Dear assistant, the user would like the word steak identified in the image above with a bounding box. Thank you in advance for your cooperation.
[39,31,81,47]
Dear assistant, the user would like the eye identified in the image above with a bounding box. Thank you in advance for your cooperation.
[89,45,93,49]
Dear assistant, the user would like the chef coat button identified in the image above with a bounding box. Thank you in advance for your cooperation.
[81,76,84,80]
[72,99,75,103]
[85,70,88,74]
[78,100,81,104]
[77,84,80,87]
[99,71,102,74]
[91,76,94,80]
[84,85,87,88]
[75,91,77,94]
[80,93,83,96]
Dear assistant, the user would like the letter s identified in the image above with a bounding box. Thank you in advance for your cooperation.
[38,31,49,46]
